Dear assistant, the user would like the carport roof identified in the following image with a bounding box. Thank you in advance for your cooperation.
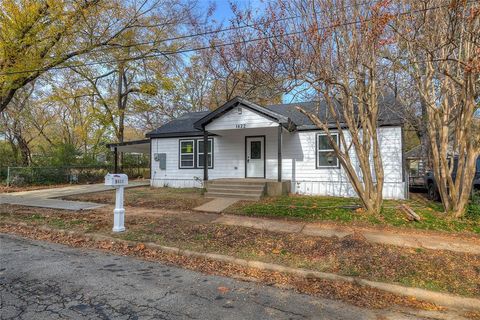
[106,139,150,154]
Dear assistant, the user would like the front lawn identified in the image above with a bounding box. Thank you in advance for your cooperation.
[225,194,480,235]
[1,204,479,298]
[65,186,480,235]
[63,186,209,211]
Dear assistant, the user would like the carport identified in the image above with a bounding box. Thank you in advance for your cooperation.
[106,139,151,174]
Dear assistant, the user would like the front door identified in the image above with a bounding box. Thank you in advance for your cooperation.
[246,136,265,178]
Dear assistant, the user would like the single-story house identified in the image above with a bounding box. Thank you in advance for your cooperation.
[109,96,406,199]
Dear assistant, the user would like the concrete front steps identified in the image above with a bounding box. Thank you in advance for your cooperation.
[205,179,266,200]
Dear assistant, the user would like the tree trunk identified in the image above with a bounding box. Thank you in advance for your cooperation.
[15,134,31,166]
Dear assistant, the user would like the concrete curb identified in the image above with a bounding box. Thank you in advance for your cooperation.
[5,223,480,312]
[141,243,480,311]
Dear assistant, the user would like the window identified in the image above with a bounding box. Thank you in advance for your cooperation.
[179,138,214,169]
[250,141,262,159]
[197,139,213,168]
[317,133,339,168]
[180,140,194,168]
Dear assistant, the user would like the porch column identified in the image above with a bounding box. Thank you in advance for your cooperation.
[203,129,208,182]
[114,147,118,173]
[277,125,282,182]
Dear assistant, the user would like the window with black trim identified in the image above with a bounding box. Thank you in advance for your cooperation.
[197,139,213,168]
[317,133,339,168]
[179,138,214,169]
[180,140,195,168]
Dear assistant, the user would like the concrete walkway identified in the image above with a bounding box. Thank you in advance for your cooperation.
[154,210,480,255]
[0,180,149,211]
[193,198,239,213]
[211,215,480,255]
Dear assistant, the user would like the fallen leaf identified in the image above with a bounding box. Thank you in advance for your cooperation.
[135,243,146,251]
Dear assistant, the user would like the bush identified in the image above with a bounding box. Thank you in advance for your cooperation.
[6,166,112,186]
[466,190,480,220]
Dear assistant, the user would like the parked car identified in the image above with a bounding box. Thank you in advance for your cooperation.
[425,156,480,200]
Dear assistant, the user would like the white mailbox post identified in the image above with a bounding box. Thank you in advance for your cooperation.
[105,173,128,232]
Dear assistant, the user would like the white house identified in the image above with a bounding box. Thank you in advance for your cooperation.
[136,96,406,199]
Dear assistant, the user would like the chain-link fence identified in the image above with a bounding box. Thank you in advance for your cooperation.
[2,165,150,186]
[0,167,8,184]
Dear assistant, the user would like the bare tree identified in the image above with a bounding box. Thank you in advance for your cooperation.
[393,0,480,217]
[223,0,395,213]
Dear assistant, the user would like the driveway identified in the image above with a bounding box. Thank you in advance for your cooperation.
[0,234,452,320]
[0,180,149,210]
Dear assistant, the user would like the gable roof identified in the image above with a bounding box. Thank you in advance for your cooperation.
[193,96,296,131]
[146,96,403,138]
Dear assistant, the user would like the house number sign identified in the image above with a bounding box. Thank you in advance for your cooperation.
[235,124,246,129]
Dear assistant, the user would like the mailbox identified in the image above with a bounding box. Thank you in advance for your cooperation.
[104,173,128,233]
[104,173,128,186]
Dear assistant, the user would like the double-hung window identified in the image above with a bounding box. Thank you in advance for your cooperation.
[180,140,195,168]
[317,133,339,168]
[179,138,214,168]
[197,139,213,168]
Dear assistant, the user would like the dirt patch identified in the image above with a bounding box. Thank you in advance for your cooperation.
[62,187,209,211]
[0,223,444,312]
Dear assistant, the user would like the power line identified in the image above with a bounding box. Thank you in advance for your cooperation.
[88,0,374,52]
[0,1,476,77]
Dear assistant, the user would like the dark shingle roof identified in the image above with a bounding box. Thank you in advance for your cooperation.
[266,95,403,129]
[146,96,403,138]
[145,111,209,138]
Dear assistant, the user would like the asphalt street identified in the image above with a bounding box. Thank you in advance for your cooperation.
[0,234,457,320]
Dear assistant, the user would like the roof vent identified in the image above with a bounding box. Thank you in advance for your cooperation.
[237,107,242,114]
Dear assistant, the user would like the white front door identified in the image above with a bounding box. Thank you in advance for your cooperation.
[246,136,265,178]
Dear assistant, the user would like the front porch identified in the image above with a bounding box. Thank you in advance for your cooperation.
[193,97,296,185]
[205,178,291,199]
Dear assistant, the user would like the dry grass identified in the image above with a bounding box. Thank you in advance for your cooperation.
[1,204,479,298]
[0,222,443,312]
[63,186,209,210]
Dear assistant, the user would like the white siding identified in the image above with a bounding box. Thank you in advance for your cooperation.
[151,127,279,188]
[150,126,405,199]
[205,107,278,131]
[281,127,405,199]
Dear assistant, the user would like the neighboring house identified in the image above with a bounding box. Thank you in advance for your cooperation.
[138,96,406,199]
[406,144,428,189]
